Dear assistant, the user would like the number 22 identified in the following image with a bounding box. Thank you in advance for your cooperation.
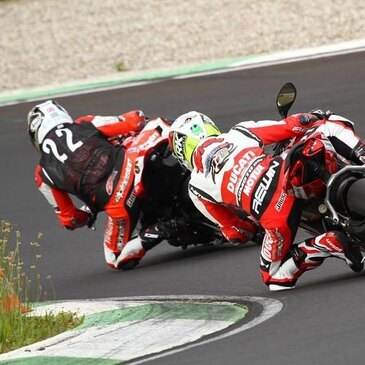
[42,129,83,163]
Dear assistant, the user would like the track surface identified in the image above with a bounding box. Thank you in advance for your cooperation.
[1,52,365,364]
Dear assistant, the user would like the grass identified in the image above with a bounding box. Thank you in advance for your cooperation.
[0,220,83,354]
[0,311,83,354]
[115,60,128,72]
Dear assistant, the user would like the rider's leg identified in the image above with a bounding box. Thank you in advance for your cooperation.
[262,231,364,291]
[103,206,176,270]
[258,187,303,289]
[102,215,143,270]
[103,165,143,269]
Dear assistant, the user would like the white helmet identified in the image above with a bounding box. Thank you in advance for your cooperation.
[27,100,73,149]
[168,111,221,170]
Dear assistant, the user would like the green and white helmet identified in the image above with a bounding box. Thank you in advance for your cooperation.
[169,111,221,170]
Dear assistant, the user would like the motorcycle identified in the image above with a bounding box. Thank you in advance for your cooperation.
[109,117,224,249]
[273,82,365,251]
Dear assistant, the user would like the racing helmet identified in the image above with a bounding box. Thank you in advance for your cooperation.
[169,111,221,170]
[27,100,73,149]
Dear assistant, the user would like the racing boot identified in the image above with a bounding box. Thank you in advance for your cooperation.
[268,231,364,291]
[264,242,327,291]
[115,236,146,270]
[312,231,364,273]
[116,222,173,270]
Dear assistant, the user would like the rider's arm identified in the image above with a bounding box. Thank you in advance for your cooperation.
[35,165,90,230]
[233,113,319,145]
[188,183,256,243]
[74,110,147,138]
[315,115,365,164]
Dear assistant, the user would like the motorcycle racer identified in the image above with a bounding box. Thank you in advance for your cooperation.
[27,100,172,270]
[168,110,365,291]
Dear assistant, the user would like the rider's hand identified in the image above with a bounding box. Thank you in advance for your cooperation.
[284,113,319,135]
[221,219,257,245]
[119,110,148,133]
[310,109,333,120]
[64,209,92,230]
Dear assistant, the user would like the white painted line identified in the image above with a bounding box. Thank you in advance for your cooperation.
[126,295,283,365]
[175,39,365,79]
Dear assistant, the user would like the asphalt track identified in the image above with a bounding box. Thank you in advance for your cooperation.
[1,51,365,364]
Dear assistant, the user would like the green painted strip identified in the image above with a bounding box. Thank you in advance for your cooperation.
[0,54,263,105]
[79,302,248,329]
[0,356,121,365]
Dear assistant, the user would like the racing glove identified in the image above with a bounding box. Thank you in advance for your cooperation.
[310,109,333,120]
[221,218,258,245]
[282,113,321,137]
[62,209,92,230]
[119,110,148,133]
[351,139,365,164]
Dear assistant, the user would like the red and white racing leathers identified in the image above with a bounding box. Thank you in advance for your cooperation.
[188,113,364,290]
[34,110,160,269]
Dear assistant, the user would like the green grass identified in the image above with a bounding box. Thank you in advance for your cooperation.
[115,60,128,72]
[0,220,83,354]
[0,310,83,354]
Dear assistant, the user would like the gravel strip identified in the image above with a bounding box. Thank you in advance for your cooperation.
[0,0,364,92]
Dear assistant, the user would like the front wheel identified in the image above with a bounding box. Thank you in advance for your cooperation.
[346,178,365,218]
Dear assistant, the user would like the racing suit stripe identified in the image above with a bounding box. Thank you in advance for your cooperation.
[38,183,57,208]
[235,118,306,145]
[231,125,263,146]
[188,183,218,203]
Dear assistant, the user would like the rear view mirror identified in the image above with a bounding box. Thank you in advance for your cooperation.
[276,82,296,118]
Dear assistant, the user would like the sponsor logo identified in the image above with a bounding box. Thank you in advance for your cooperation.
[209,142,236,182]
[116,218,125,250]
[104,218,126,251]
[262,228,284,260]
[190,123,203,136]
[126,190,137,208]
[104,217,114,246]
[292,126,306,133]
[128,147,139,154]
[173,133,186,163]
[236,156,264,204]
[138,132,160,151]
[227,151,256,193]
[252,160,280,215]
[144,232,159,239]
[29,112,43,132]
[115,158,133,202]
[275,191,287,211]
[194,137,224,173]
[134,160,141,175]
[242,164,265,197]
[325,238,342,253]
[106,170,118,196]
